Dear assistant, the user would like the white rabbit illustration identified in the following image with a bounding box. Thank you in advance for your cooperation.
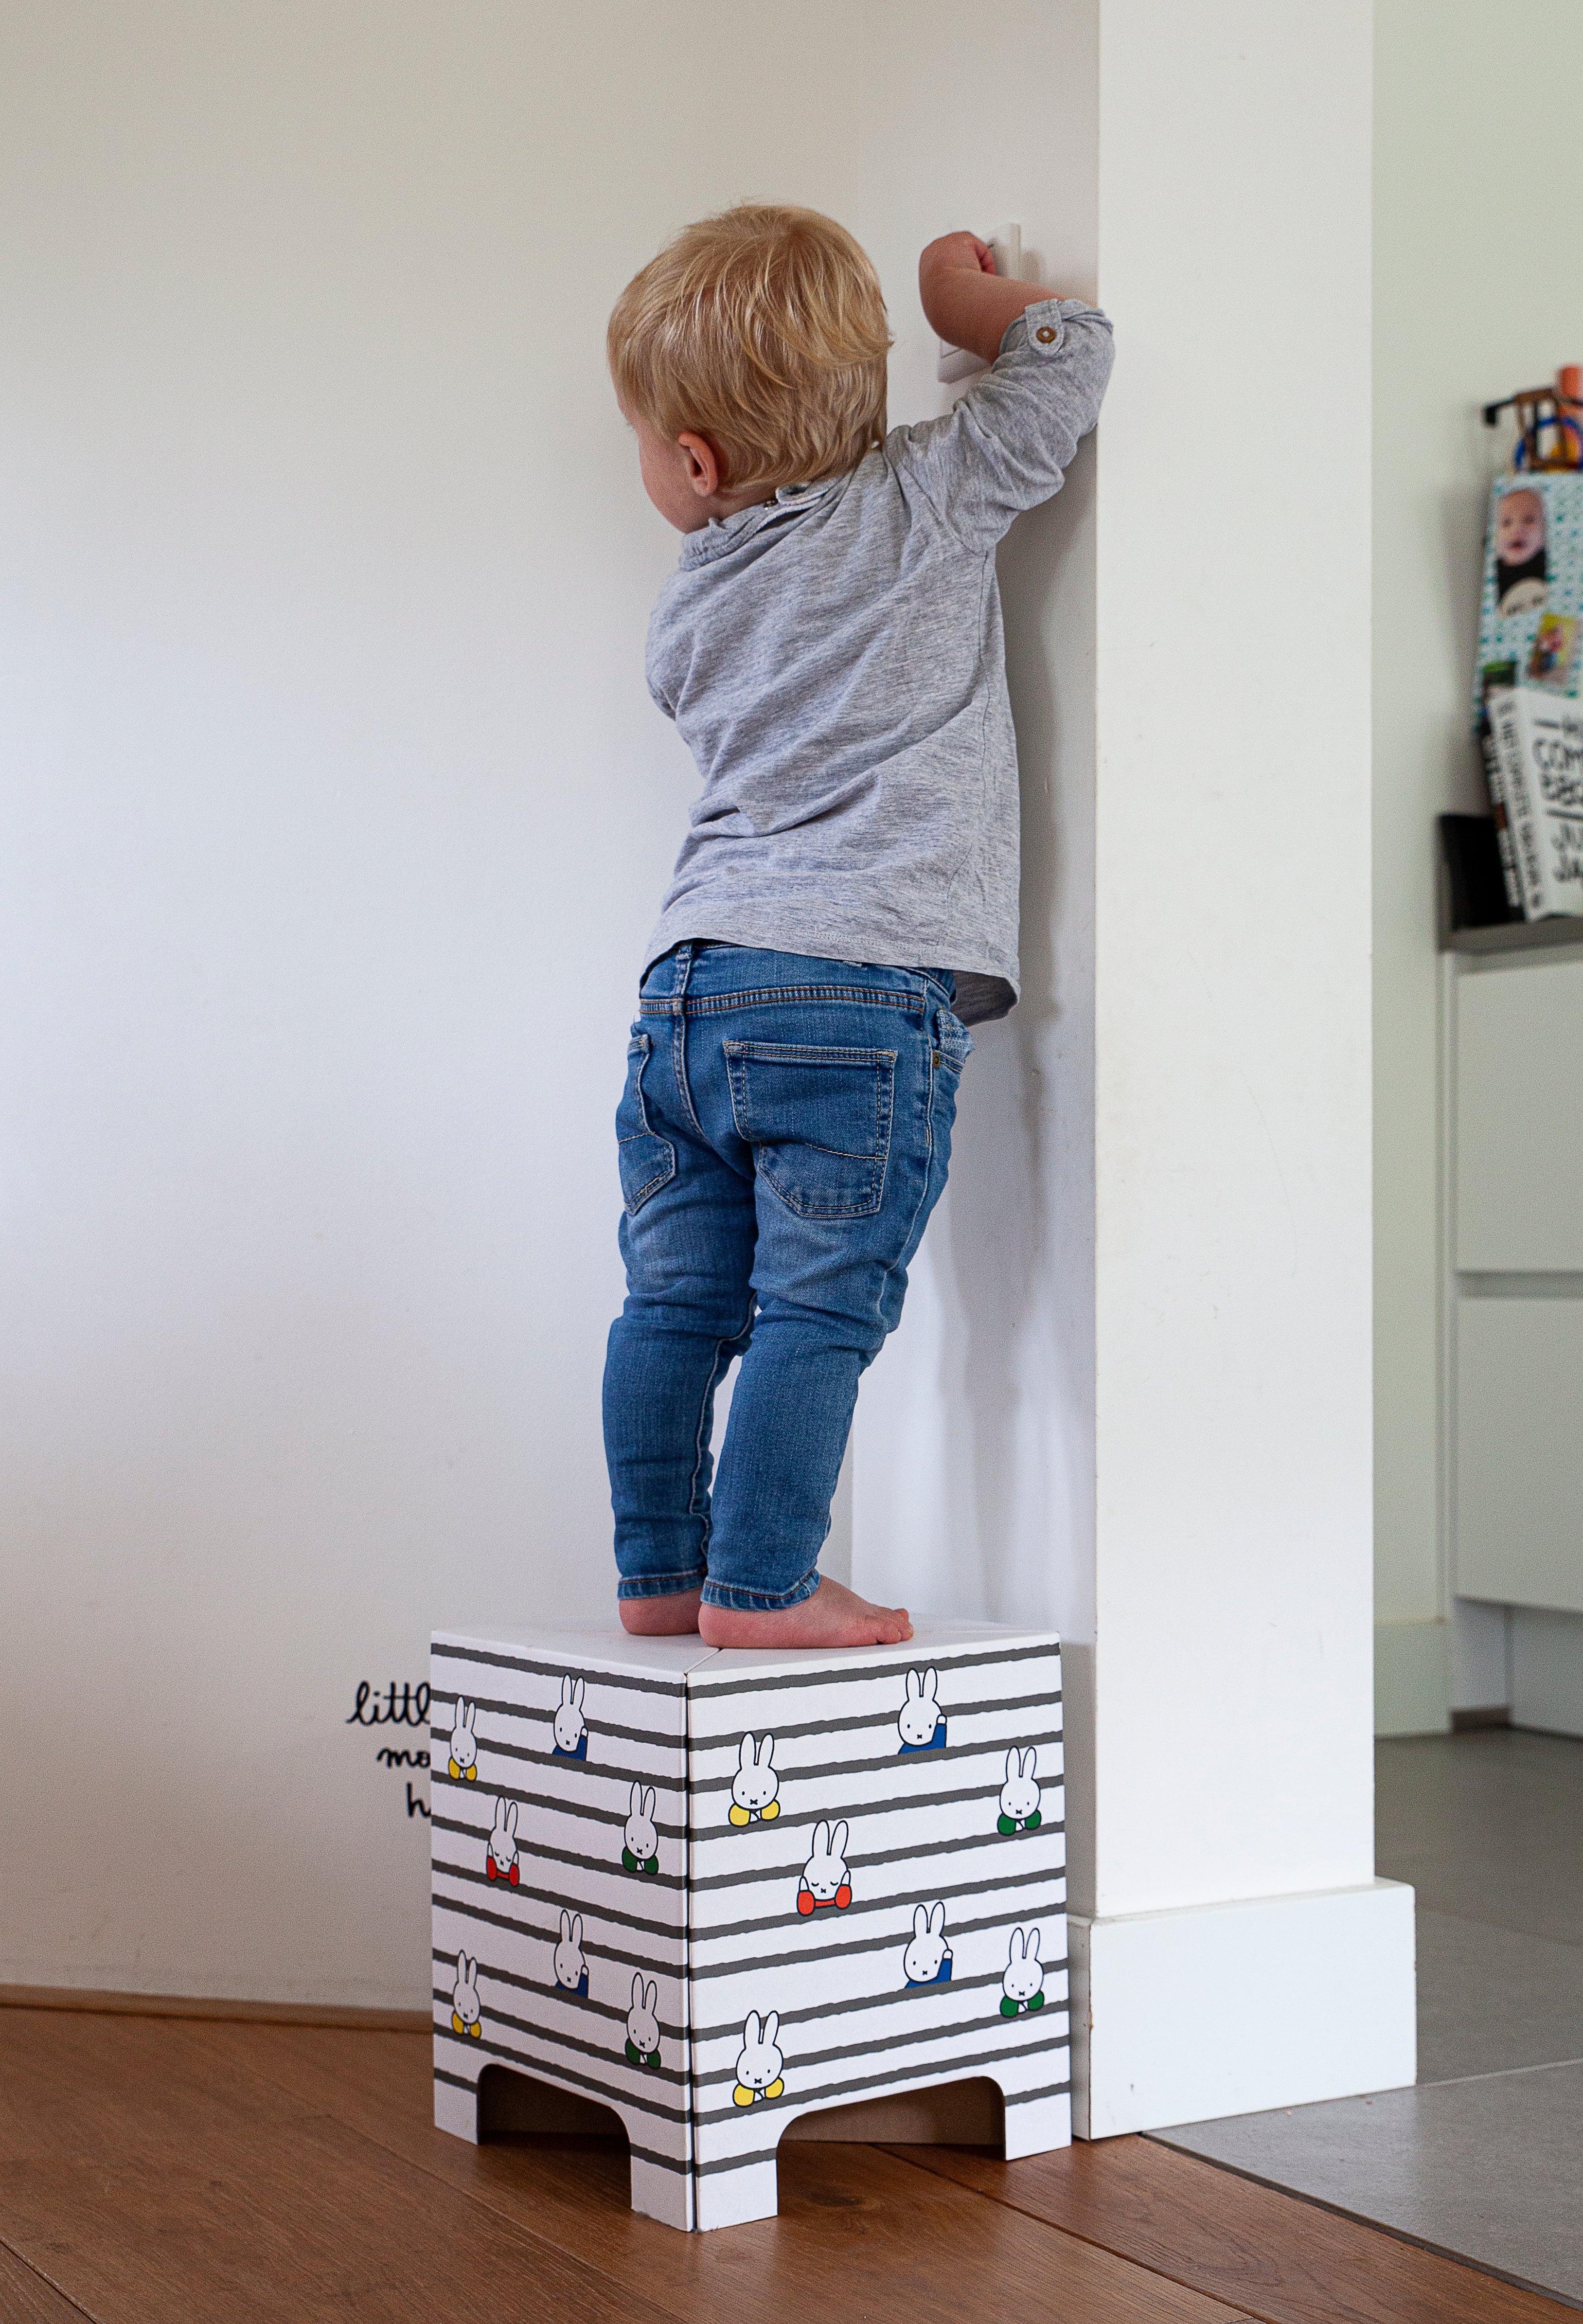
[447,1698,478,1781]
[552,1675,587,1760]
[732,2009,784,2105]
[553,1910,587,1997]
[449,1950,482,2039]
[997,1747,1042,1833]
[729,1733,780,1827]
[485,1796,519,1886]
[623,1782,658,1875]
[903,1901,952,1987]
[1001,1926,1046,2017]
[797,1819,851,1914]
[625,1973,660,2068]
[897,1666,943,1752]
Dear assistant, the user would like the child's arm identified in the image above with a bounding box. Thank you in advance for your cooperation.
[898,231,1114,551]
[919,232,1054,365]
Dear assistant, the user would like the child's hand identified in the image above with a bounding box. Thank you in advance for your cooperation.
[919,230,1056,368]
[920,232,997,283]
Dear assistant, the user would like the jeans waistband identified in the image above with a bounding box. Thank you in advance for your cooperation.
[641,941,955,1012]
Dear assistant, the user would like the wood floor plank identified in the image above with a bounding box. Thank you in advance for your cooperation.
[889,2136,1579,2324]
[191,2021,1250,2324]
[0,2240,94,2324]
[0,2120,686,2324]
[0,2006,316,2165]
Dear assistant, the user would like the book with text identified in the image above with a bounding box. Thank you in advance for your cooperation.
[1488,685,1583,920]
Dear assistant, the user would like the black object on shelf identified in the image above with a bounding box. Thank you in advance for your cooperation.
[1438,813,1520,933]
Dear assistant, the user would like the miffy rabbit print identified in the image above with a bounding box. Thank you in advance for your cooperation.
[485,1797,519,1885]
[432,1624,1070,2233]
[625,1975,661,2070]
[1000,1927,1046,2017]
[447,1698,478,1780]
[728,1733,779,1825]
[731,2011,784,2107]
[623,1783,658,1874]
[552,1675,587,1761]
[450,1951,482,2039]
[998,1747,1042,1833]
[903,1902,952,1987]
[554,1912,588,1999]
[797,1820,851,1915]
[897,1666,944,1752]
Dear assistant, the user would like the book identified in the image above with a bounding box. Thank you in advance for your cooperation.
[1487,685,1583,920]
[1477,660,1524,912]
[1438,813,1517,932]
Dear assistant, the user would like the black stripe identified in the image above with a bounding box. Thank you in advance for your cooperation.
[685,1640,1059,1700]
[689,1727,1065,1802]
[432,1775,683,1831]
[691,1818,1066,1898]
[696,2032,1069,2127]
[693,1964,1067,2040]
[685,1690,1063,1751]
[689,1890,1067,1979]
[686,1771,1063,1860]
[435,1999,691,2106]
[696,2003,1069,2092]
[432,1702,687,1754]
[433,1642,689,1698]
[432,2062,688,2175]
[691,2064,1072,2168]
[431,1874,679,1946]
[432,1822,685,1892]
[432,1955,679,2038]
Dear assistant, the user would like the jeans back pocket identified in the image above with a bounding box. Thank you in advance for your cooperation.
[724,1040,897,1219]
[616,1030,676,1216]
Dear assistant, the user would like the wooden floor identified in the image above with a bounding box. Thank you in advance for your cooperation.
[0,2003,1573,2323]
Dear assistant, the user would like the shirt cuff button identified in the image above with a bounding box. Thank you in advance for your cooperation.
[1035,325,1058,344]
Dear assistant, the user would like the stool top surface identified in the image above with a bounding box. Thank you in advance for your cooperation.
[431,1619,1059,1684]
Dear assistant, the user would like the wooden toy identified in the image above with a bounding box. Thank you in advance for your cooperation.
[430,1623,1068,2230]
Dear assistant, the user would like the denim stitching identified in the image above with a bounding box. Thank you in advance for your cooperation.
[725,1049,895,1220]
[685,1312,751,1554]
[700,1566,822,1612]
[618,1030,677,1214]
[641,986,927,1018]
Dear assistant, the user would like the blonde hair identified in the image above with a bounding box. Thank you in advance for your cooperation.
[608,204,891,495]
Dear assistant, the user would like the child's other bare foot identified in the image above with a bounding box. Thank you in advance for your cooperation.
[698,1577,912,1650]
[620,1587,702,1637]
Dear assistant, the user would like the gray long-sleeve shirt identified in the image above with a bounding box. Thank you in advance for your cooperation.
[641,296,1114,1022]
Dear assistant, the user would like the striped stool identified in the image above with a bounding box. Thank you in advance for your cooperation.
[430,1624,1068,2231]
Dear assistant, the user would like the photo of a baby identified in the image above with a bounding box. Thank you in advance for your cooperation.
[1495,485,1548,614]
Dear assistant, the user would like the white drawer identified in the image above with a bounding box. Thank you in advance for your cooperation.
[1455,1295,1583,1612]
[1456,958,1583,1271]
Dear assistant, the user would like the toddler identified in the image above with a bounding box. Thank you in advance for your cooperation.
[603,205,1112,1647]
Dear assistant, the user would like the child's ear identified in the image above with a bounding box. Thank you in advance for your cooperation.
[677,431,723,499]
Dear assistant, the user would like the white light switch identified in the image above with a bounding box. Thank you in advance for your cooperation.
[938,223,1022,385]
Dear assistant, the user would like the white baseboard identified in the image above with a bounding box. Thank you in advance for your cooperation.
[1374,1617,1450,1736]
[1069,1876,1415,2139]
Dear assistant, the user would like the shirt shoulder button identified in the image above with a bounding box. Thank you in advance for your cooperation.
[1035,325,1058,344]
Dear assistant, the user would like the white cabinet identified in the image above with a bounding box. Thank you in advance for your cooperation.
[1447,943,1583,1617]
[1454,1296,1583,1612]
[1456,957,1583,1271]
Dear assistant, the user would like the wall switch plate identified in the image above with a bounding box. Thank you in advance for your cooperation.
[938,224,1022,384]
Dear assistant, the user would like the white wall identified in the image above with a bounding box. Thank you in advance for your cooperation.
[1372,0,1583,1731]
[861,1,1406,2135]
[0,0,1099,2008]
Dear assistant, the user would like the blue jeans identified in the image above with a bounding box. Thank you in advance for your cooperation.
[603,943,971,1611]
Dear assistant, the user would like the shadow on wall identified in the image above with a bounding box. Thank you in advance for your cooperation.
[854,444,1096,1627]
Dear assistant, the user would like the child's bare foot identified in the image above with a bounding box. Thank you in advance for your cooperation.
[698,1577,912,1650]
[620,1587,702,1637]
